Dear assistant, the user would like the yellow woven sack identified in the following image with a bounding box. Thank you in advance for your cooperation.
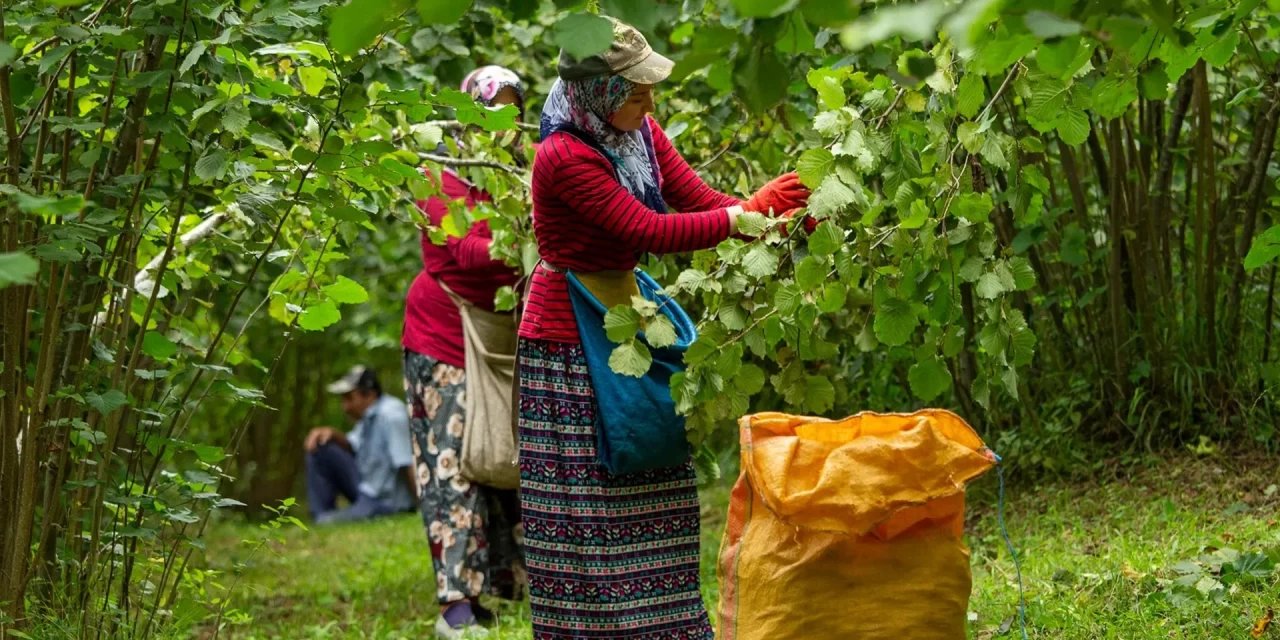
[716,410,996,640]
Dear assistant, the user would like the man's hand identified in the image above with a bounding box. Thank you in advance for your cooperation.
[305,426,338,453]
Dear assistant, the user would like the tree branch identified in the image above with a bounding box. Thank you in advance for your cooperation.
[419,152,525,176]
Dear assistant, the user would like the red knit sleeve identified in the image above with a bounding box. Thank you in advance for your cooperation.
[648,118,743,213]
[542,134,733,255]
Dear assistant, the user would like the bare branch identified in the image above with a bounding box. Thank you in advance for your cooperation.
[419,152,526,176]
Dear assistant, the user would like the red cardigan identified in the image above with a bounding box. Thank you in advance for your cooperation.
[519,118,741,343]
[403,170,520,368]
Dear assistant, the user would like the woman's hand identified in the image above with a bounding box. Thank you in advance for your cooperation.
[744,172,810,215]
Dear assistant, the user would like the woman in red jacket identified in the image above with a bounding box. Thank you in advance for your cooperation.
[402,65,527,639]
[517,19,809,640]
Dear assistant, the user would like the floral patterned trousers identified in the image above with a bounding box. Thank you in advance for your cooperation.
[403,349,525,604]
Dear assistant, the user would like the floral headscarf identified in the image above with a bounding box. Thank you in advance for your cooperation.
[540,77,665,212]
[461,65,525,113]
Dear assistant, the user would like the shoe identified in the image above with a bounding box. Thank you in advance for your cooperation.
[434,611,488,639]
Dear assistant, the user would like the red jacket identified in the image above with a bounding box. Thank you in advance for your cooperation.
[403,170,520,368]
[519,118,741,343]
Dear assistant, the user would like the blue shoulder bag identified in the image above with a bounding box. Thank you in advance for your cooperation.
[565,269,695,475]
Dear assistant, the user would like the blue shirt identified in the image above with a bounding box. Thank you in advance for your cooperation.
[347,395,415,512]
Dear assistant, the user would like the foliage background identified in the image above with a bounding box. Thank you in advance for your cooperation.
[2,0,1279,636]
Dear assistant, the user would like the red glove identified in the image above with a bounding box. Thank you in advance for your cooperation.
[744,172,810,215]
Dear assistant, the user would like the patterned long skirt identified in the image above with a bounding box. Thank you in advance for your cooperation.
[517,339,714,640]
[403,349,526,604]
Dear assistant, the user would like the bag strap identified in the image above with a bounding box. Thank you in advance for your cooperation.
[434,276,470,310]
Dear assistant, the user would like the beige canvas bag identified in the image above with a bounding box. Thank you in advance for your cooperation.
[437,280,520,489]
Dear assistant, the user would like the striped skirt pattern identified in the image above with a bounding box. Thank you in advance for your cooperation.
[517,338,714,640]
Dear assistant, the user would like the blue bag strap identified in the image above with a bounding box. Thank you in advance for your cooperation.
[565,270,698,350]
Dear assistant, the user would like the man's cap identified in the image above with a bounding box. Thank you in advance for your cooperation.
[326,365,379,395]
[557,16,673,85]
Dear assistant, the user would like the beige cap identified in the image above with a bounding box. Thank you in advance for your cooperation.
[558,16,674,85]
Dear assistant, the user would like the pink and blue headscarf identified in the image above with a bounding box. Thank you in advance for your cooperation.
[461,65,525,113]
[540,76,665,212]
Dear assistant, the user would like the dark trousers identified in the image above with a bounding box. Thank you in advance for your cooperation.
[304,442,394,524]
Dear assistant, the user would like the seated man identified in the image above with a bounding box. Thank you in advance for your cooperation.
[304,365,416,524]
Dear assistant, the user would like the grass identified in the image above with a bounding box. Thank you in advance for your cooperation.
[189,452,1280,639]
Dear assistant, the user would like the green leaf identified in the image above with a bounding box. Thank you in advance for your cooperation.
[1140,64,1170,100]
[909,356,952,401]
[736,363,767,395]
[807,221,843,257]
[1024,10,1081,38]
[776,11,816,54]
[774,283,804,315]
[806,67,847,110]
[603,305,642,343]
[796,148,835,189]
[1010,324,1037,366]
[326,205,369,223]
[1092,76,1138,119]
[1035,36,1085,78]
[1026,77,1070,130]
[732,0,795,18]
[298,301,341,331]
[298,67,327,96]
[818,282,847,313]
[142,332,178,361]
[329,0,411,56]
[976,272,1005,299]
[645,316,678,349]
[1056,108,1091,146]
[1202,30,1239,68]
[222,103,250,134]
[417,0,472,23]
[15,193,84,217]
[808,174,856,218]
[796,256,828,291]
[609,340,652,378]
[494,286,518,312]
[955,73,985,118]
[943,326,965,357]
[900,199,929,230]
[953,192,992,221]
[957,121,983,153]
[1244,225,1280,271]
[735,44,789,114]
[736,211,769,237]
[803,375,836,412]
[959,256,984,282]
[980,136,1009,170]
[0,251,39,288]
[194,150,228,181]
[179,41,207,76]
[86,389,129,415]
[742,244,780,278]
[1001,365,1020,398]
[0,40,15,69]
[873,296,916,346]
[322,276,369,304]
[841,0,946,51]
[554,14,615,60]
[1008,257,1037,290]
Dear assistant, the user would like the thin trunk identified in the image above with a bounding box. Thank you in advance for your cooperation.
[1193,62,1221,366]
[1264,265,1277,364]
[1151,74,1194,300]
[1224,96,1280,350]
[1106,118,1129,396]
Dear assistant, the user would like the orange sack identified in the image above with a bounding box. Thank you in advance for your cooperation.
[716,410,996,640]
